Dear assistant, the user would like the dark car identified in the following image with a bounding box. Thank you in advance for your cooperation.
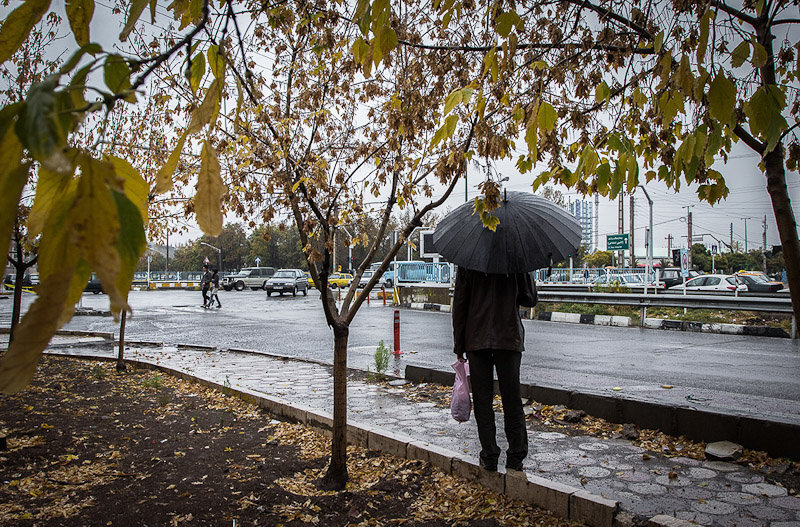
[265,269,309,297]
[735,274,783,293]
[659,267,701,289]
[85,273,104,294]
[3,273,33,289]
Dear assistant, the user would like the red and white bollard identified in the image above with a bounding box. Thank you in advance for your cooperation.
[393,309,402,355]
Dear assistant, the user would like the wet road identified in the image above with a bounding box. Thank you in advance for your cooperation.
[2,288,799,423]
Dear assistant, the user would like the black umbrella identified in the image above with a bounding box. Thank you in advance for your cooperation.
[432,190,583,274]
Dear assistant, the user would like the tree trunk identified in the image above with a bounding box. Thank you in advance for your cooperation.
[116,310,127,372]
[319,324,349,490]
[9,239,25,344]
[764,148,800,338]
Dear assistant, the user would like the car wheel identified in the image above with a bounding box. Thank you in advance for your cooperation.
[93,291,100,295]
[266,291,271,297]
[302,286,308,296]
[293,286,297,296]
[234,281,245,291]
[386,279,393,288]
[262,281,268,290]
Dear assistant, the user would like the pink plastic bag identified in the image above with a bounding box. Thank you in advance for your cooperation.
[450,360,471,422]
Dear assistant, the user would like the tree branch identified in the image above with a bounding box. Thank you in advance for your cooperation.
[734,124,766,155]
[397,39,654,55]
[709,0,758,26]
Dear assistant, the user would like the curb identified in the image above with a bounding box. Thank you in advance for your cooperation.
[46,351,624,527]
[643,318,790,338]
[400,302,451,313]
[0,328,115,339]
[405,364,800,460]
[538,311,631,327]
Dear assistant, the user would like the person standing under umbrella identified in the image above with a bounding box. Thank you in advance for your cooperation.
[452,267,537,472]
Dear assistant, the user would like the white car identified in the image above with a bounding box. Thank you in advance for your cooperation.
[355,270,376,288]
[668,274,745,292]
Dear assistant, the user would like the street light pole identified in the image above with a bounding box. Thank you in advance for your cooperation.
[200,242,222,271]
[637,185,654,284]
[340,227,353,273]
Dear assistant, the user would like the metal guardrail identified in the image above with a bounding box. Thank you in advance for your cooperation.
[396,262,451,285]
[537,290,794,314]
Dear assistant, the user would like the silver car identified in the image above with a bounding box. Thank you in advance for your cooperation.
[265,269,309,297]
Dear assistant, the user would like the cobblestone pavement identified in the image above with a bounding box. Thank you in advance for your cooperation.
[48,343,800,527]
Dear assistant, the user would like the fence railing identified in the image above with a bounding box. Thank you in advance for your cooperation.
[396,262,452,285]
[133,271,205,282]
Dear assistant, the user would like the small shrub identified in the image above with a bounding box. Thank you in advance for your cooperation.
[374,340,390,377]
[142,373,164,389]
[90,365,106,380]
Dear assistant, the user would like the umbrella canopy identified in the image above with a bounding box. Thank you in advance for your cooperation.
[432,191,583,274]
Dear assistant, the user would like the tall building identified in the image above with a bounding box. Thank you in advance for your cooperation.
[564,198,595,251]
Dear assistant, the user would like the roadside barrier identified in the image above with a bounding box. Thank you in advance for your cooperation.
[393,309,401,355]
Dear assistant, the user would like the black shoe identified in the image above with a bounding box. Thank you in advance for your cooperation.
[506,460,524,471]
[479,459,497,472]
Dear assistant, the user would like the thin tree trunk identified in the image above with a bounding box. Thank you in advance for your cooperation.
[116,310,127,372]
[320,324,349,490]
[764,148,800,338]
[9,239,24,344]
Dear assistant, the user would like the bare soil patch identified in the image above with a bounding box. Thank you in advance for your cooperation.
[0,356,579,526]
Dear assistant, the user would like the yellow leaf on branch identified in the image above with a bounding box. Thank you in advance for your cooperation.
[195,141,223,237]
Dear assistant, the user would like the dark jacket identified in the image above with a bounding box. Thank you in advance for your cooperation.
[452,268,537,355]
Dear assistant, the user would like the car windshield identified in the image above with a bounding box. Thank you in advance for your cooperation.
[273,271,294,278]
[743,274,768,283]
[361,271,374,278]
[234,270,252,277]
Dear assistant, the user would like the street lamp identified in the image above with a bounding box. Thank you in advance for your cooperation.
[200,242,222,272]
[636,185,654,286]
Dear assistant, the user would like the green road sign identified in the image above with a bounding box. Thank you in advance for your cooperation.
[606,233,629,251]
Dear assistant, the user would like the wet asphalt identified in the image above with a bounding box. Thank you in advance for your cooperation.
[1,288,799,426]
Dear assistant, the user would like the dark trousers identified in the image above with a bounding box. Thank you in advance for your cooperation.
[466,349,527,467]
[202,285,209,305]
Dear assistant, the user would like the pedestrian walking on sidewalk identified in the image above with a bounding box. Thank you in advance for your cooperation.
[452,267,537,472]
[208,269,222,308]
[200,264,212,308]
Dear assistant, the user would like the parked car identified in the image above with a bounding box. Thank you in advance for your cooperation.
[355,270,376,288]
[668,274,745,292]
[265,269,309,296]
[85,273,104,294]
[734,273,783,293]
[222,267,275,291]
[304,272,314,288]
[382,270,394,288]
[658,267,702,289]
[592,274,646,286]
[3,273,33,289]
[328,273,353,288]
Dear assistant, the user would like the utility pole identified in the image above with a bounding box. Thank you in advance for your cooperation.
[618,192,624,267]
[165,230,169,272]
[763,215,768,273]
[594,194,599,252]
[629,194,635,267]
[741,217,752,252]
[683,205,694,269]
[666,234,673,262]
[730,223,734,252]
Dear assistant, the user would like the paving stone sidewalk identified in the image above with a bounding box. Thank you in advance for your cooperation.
[48,343,800,527]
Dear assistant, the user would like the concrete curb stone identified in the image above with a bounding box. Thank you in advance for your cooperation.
[645,318,789,338]
[647,514,696,527]
[570,489,619,527]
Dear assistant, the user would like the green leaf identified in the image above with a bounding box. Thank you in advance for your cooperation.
[596,162,611,193]
[537,101,557,133]
[654,31,664,54]
[0,128,29,270]
[0,267,74,394]
[207,44,225,80]
[495,12,521,38]
[707,74,736,126]
[195,141,224,237]
[189,52,205,95]
[104,54,132,96]
[444,89,462,115]
[15,76,71,166]
[444,114,458,138]
[696,9,711,65]
[120,0,148,41]
[107,155,148,225]
[112,189,146,303]
[154,132,186,194]
[0,0,52,65]
[744,85,788,153]
[731,41,750,68]
[186,79,221,134]
[58,43,102,75]
[595,81,610,103]
[461,88,474,104]
[66,0,94,46]
[752,42,768,68]
[28,166,75,237]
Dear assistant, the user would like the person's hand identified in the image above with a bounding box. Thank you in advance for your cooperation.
[455,352,466,362]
